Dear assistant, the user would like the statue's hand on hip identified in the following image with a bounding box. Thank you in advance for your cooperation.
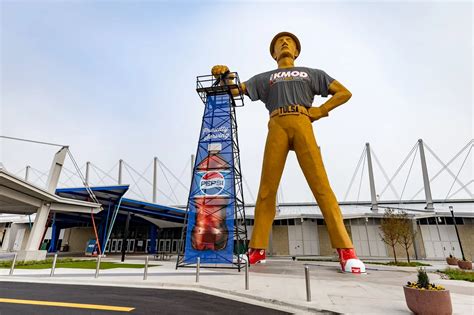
[308,106,329,122]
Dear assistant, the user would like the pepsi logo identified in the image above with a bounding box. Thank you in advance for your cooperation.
[200,171,225,195]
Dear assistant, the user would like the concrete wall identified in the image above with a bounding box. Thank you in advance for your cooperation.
[20,227,31,250]
[385,242,417,262]
[413,224,426,259]
[62,227,95,253]
[383,224,419,262]
[271,226,289,255]
[317,225,336,256]
[458,224,474,261]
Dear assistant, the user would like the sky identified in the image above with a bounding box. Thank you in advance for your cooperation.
[1,1,472,206]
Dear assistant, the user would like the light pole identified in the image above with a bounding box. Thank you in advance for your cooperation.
[449,206,465,261]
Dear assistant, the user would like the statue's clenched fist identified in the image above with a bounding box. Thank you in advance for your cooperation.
[211,65,229,78]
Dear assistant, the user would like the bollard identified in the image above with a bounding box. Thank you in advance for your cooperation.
[195,257,200,283]
[95,255,102,279]
[305,265,311,302]
[143,256,149,280]
[245,260,249,290]
[50,253,58,277]
[9,253,17,276]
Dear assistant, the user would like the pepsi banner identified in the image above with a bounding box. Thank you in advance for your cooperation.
[184,94,235,264]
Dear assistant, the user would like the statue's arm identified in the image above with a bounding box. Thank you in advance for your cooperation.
[211,65,247,97]
[320,80,352,115]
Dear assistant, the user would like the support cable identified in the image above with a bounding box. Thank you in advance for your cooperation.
[158,161,180,204]
[60,165,84,187]
[61,166,83,186]
[371,149,400,200]
[123,163,148,201]
[104,197,124,256]
[66,149,100,204]
[140,160,153,180]
[344,146,366,202]
[448,180,473,199]
[157,158,188,191]
[242,175,256,204]
[123,161,177,204]
[399,145,419,202]
[123,161,153,187]
[279,184,285,203]
[90,162,119,185]
[410,141,472,200]
[31,167,48,178]
[356,151,367,203]
[0,135,66,147]
[66,149,102,255]
[30,168,47,186]
[171,161,190,198]
[90,165,107,186]
[14,167,26,177]
[379,142,418,197]
[413,141,474,199]
[443,144,473,202]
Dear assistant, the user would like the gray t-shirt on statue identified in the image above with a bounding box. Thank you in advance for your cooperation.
[244,67,335,114]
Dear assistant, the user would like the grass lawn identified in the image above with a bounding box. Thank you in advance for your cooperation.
[0,258,158,270]
[440,268,474,282]
[366,261,431,267]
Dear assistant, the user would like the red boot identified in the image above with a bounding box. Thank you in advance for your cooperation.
[248,248,266,264]
[337,248,366,274]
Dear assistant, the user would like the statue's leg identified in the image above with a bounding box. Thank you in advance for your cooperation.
[293,116,353,249]
[249,118,289,249]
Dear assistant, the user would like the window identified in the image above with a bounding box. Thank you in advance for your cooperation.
[427,217,437,225]
[455,217,464,225]
[419,218,428,225]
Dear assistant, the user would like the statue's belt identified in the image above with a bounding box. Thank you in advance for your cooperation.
[270,105,310,118]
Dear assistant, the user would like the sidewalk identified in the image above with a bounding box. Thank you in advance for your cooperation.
[1,257,473,314]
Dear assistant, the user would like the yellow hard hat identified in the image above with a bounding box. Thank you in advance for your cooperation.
[269,32,301,59]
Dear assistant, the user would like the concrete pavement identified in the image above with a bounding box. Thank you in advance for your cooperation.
[0,256,472,314]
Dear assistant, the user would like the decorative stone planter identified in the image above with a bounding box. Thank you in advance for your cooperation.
[446,257,458,266]
[457,260,472,270]
[403,286,452,315]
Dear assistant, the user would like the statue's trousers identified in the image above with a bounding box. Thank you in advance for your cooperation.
[249,110,354,250]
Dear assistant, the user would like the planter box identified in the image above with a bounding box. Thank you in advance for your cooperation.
[457,260,472,270]
[403,286,452,315]
[446,257,458,266]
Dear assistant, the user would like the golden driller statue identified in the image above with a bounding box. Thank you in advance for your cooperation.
[212,32,365,273]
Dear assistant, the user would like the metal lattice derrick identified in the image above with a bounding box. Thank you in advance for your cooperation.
[176,73,247,270]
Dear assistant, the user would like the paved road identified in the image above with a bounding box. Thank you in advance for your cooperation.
[0,282,290,315]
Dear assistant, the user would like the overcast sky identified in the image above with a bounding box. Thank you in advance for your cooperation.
[1,1,472,206]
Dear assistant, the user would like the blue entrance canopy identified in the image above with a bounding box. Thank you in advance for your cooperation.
[55,186,185,223]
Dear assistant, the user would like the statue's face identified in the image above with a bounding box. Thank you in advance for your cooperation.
[272,35,299,61]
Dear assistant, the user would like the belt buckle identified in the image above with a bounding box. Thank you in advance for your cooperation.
[278,105,300,116]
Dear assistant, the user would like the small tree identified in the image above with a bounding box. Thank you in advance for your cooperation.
[398,211,416,263]
[379,208,402,263]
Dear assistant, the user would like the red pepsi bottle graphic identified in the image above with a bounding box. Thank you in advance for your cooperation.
[191,143,230,251]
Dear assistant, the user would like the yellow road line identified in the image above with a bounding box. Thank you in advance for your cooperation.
[0,298,135,312]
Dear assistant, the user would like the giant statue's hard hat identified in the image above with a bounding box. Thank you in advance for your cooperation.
[270,32,301,59]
